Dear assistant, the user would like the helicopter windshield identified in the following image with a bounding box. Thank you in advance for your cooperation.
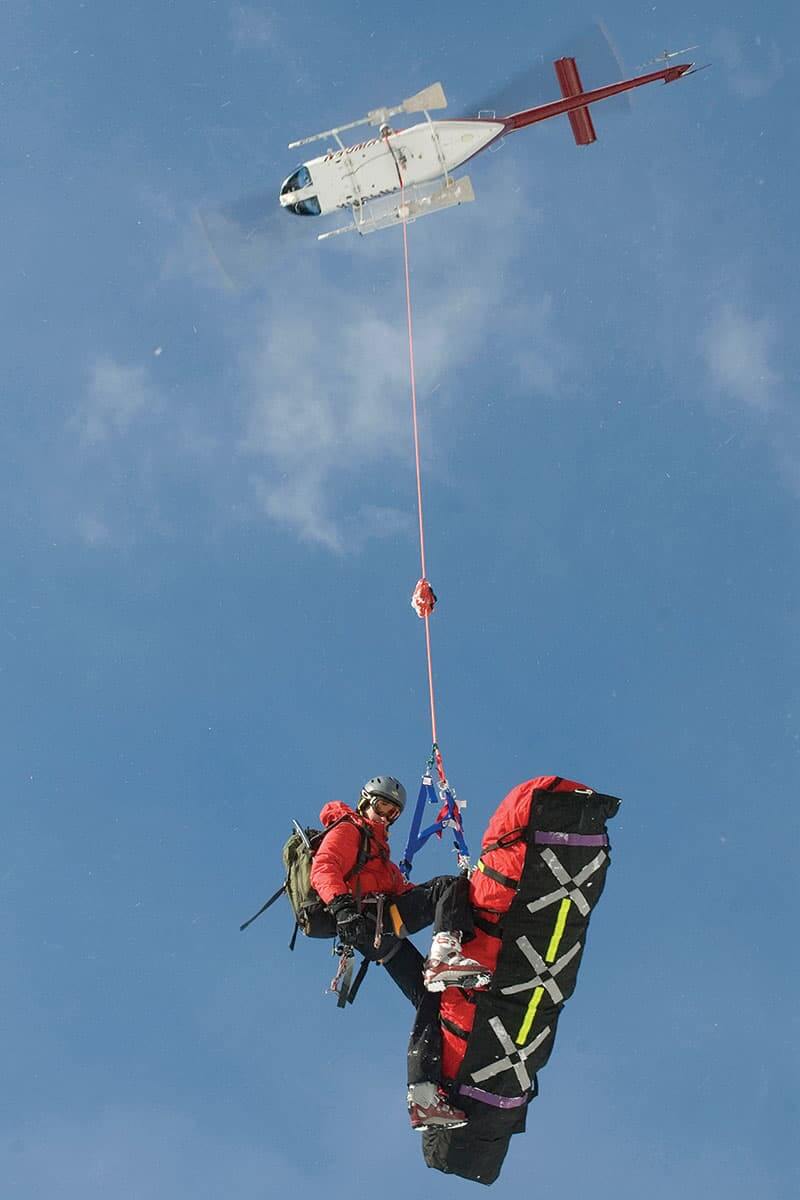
[292,197,321,216]
[280,165,321,216]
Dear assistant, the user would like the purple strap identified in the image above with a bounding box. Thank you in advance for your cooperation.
[534,831,608,847]
[458,1084,530,1109]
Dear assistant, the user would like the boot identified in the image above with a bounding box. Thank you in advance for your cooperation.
[407,1082,468,1131]
[423,931,492,992]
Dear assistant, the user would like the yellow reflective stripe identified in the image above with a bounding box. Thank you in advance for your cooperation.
[546,898,571,962]
[389,903,406,937]
[477,860,486,873]
[517,986,544,1045]
[516,899,572,1046]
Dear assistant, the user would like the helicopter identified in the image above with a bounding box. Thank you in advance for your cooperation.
[279,50,701,240]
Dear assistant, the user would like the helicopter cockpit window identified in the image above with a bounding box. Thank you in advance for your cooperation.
[281,165,312,196]
[280,165,321,216]
[293,196,321,216]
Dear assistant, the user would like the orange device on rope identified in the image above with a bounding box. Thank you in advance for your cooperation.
[411,578,437,618]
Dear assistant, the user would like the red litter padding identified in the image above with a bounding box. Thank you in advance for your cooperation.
[411,578,437,618]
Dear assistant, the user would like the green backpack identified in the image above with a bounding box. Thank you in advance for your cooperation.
[241,817,374,946]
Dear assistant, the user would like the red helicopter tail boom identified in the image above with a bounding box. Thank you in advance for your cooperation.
[503,60,694,141]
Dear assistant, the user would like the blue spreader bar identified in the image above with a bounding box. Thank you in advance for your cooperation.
[399,774,470,879]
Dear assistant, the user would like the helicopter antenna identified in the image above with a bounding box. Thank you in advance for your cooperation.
[637,45,698,70]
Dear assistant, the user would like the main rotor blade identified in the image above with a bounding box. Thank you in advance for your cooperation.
[403,82,447,113]
[196,190,316,290]
[291,81,447,148]
[463,21,630,119]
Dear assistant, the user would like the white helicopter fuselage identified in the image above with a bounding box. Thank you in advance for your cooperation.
[278,61,697,230]
[301,119,504,215]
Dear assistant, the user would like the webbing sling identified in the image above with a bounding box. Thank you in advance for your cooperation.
[440,1015,471,1041]
[477,859,520,890]
[473,912,504,938]
[481,829,526,854]
[345,956,371,1004]
[239,882,287,932]
[346,823,383,910]
[335,952,355,1008]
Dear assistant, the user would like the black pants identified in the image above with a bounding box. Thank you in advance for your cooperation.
[355,874,472,1085]
[357,874,473,998]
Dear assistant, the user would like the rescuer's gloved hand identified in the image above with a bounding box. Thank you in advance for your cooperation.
[328,895,366,946]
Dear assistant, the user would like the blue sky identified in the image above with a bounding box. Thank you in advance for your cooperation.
[2,1,798,1196]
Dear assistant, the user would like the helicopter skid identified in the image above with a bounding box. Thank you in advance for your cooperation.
[318,174,475,239]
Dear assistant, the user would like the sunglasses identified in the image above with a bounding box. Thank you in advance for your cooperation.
[371,798,401,820]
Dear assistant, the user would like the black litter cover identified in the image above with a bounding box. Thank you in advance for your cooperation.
[423,788,620,1184]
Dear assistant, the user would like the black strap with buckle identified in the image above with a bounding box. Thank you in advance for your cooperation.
[477,859,520,890]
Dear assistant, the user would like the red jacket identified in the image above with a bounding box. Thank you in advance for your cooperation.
[309,801,414,905]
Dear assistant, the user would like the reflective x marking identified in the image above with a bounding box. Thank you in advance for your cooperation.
[500,936,582,1001]
[471,1016,551,1091]
[527,848,607,917]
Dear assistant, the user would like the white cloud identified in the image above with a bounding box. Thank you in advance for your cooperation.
[700,303,800,492]
[76,356,161,445]
[711,30,783,99]
[253,470,344,551]
[236,190,566,550]
[701,304,780,411]
[239,295,411,550]
[63,355,173,545]
[82,174,568,553]
[75,513,112,547]
[230,4,276,51]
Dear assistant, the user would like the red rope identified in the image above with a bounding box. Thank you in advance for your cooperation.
[401,194,427,581]
[399,182,440,753]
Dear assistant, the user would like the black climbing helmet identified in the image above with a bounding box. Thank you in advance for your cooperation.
[359,776,407,816]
